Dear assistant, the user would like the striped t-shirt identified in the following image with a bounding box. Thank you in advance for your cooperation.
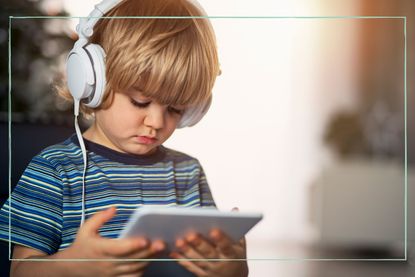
[0,134,215,255]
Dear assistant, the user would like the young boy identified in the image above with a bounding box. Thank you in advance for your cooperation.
[0,0,248,276]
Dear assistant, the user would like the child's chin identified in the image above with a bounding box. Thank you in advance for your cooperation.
[129,145,158,156]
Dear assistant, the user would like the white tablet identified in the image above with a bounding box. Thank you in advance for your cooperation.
[119,206,263,249]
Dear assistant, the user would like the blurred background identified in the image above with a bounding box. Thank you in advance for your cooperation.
[1,0,414,276]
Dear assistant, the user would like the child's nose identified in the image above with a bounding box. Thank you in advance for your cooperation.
[144,105,164,129]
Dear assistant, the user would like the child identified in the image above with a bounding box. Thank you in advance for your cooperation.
[0,0,249,276]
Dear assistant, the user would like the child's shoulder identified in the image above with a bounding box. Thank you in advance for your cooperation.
[161,146,201,166]
[34,134,82,164]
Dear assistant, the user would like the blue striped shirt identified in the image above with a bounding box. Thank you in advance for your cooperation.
[0,134,215,255]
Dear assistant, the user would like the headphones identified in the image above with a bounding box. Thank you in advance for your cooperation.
[66,0,212,128]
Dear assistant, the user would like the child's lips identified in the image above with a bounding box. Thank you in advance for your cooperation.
[136,136,157,145]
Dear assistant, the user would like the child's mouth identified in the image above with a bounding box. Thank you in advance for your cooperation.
[136,136,157,145]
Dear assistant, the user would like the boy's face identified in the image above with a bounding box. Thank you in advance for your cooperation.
[90,88,185,155]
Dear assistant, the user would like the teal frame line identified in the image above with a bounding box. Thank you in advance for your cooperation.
[7,15,407,262]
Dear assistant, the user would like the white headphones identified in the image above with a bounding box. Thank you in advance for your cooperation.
[66,0,212,128]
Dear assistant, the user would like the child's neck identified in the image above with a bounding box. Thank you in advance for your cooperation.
[82,124,119,153]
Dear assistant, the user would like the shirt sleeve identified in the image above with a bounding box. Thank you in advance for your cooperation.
[0,153,63,255]
[198,164,216,207]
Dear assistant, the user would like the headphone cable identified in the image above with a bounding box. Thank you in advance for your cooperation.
[74,100,88,226]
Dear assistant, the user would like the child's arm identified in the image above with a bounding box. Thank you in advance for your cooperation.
[10,207,165,277]
[11,245,78,277]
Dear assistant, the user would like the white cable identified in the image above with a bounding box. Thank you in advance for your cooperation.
[74,100,88,226]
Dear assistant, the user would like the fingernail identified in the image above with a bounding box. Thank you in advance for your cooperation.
[153,240,165,251]
[176,239,186,250]
[210,229,221,240]
[138,238,148,248]
[187,233,199,244]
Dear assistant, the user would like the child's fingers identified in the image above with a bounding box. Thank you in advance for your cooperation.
[171,251,209,277]
[114,239,165,258]
[185,232,217,259]
[99,237,150,257]
[209,229,237,258]
[80,207,117,236]
[175,238,211,270]
[176,239,204,259]
[149,239,166,256]
[129,239,166,259]
[114,260,150,275]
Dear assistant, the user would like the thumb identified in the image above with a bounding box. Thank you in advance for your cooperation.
[81,206,117,235]
[231,207,239,212]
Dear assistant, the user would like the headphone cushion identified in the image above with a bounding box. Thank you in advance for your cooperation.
[83,43,107,108]
[67,46,95,101]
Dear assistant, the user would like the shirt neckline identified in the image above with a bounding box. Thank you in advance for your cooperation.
[70,134,166,165]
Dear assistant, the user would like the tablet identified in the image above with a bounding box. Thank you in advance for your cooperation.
[119,206,263,249]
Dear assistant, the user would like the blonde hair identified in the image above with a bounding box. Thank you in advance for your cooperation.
[57,0,220,115]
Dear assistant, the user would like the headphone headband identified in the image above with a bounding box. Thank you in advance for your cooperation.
[77,0,123,40]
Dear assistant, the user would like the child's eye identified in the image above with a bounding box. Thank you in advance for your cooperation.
[168,106,184,115]
[130,98,150,108]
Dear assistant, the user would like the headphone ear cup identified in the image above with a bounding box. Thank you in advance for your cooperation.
[67,46,95,102]
[66,43,106,108]
[178,95,212,128]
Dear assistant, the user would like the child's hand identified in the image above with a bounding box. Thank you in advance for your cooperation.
[170,208,249,277]
[63,207,165,277]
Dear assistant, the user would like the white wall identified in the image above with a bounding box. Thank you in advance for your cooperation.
[166,0,361,247]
